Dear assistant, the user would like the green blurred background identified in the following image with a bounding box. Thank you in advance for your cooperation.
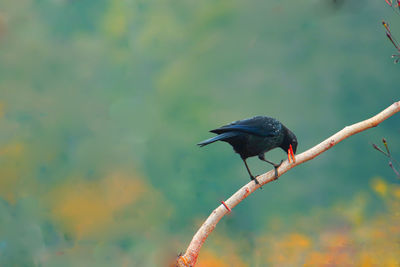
[0,0,399,266]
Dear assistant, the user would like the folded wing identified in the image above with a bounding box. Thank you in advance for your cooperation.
[210,116,281,137]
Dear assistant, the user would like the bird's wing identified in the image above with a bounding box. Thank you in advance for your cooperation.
[210,116,281,137]
[197,131,240,147]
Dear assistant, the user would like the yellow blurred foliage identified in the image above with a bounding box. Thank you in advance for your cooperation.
[335,193,367,226]
[197,249,248,267]
[0,142,24,156]
[195,232,249,267]
[371,177,387,197]
[304,251,332,266]
[393,186,400,199]
[204,178,400,267]
[197,250,230,267]
[257,233,312,266]
[48,172,151,239]
[0,142,25,203]
[102,0,128,38]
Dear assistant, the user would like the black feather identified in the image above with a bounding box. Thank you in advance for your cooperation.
[197,132,239,147]
[197,116,298,182]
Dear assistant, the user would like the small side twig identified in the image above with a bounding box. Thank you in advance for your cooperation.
[384,0,400,14]
[389,162,400,177]
[383,21,400,63]
[372,138,400,179]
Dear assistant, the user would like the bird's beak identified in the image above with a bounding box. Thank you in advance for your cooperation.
[288,144,296,163]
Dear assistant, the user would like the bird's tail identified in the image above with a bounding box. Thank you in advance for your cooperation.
[197,132,238,147]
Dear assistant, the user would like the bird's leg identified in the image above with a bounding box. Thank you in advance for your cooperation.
[241,158,259,185]
[258,154,283,180]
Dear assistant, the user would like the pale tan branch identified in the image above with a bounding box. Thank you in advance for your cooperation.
[176,101,400,267]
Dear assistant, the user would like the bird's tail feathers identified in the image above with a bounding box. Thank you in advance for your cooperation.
[197,132,238,147]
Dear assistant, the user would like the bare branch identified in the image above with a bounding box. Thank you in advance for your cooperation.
[176,101,400,267]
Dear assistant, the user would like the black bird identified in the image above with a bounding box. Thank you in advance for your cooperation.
[197,116,298,184]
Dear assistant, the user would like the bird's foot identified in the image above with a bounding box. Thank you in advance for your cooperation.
[250,175,259,184]
[250,175,263,189]
[272,160,283,180]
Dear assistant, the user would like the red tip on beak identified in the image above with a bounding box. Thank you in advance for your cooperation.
[288,144,296,163]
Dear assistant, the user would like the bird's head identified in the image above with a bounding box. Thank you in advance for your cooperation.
[281,128,297,154]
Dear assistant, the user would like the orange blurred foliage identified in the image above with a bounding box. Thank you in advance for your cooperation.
[197,249,248,267]
[199,177,400,267]
[47,172,171,239]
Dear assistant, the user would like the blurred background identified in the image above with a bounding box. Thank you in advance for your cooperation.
[0,0,399,266]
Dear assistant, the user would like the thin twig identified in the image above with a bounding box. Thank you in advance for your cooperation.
[176,101,400,267]
[389,161,400,177]
[372,138,400,178]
